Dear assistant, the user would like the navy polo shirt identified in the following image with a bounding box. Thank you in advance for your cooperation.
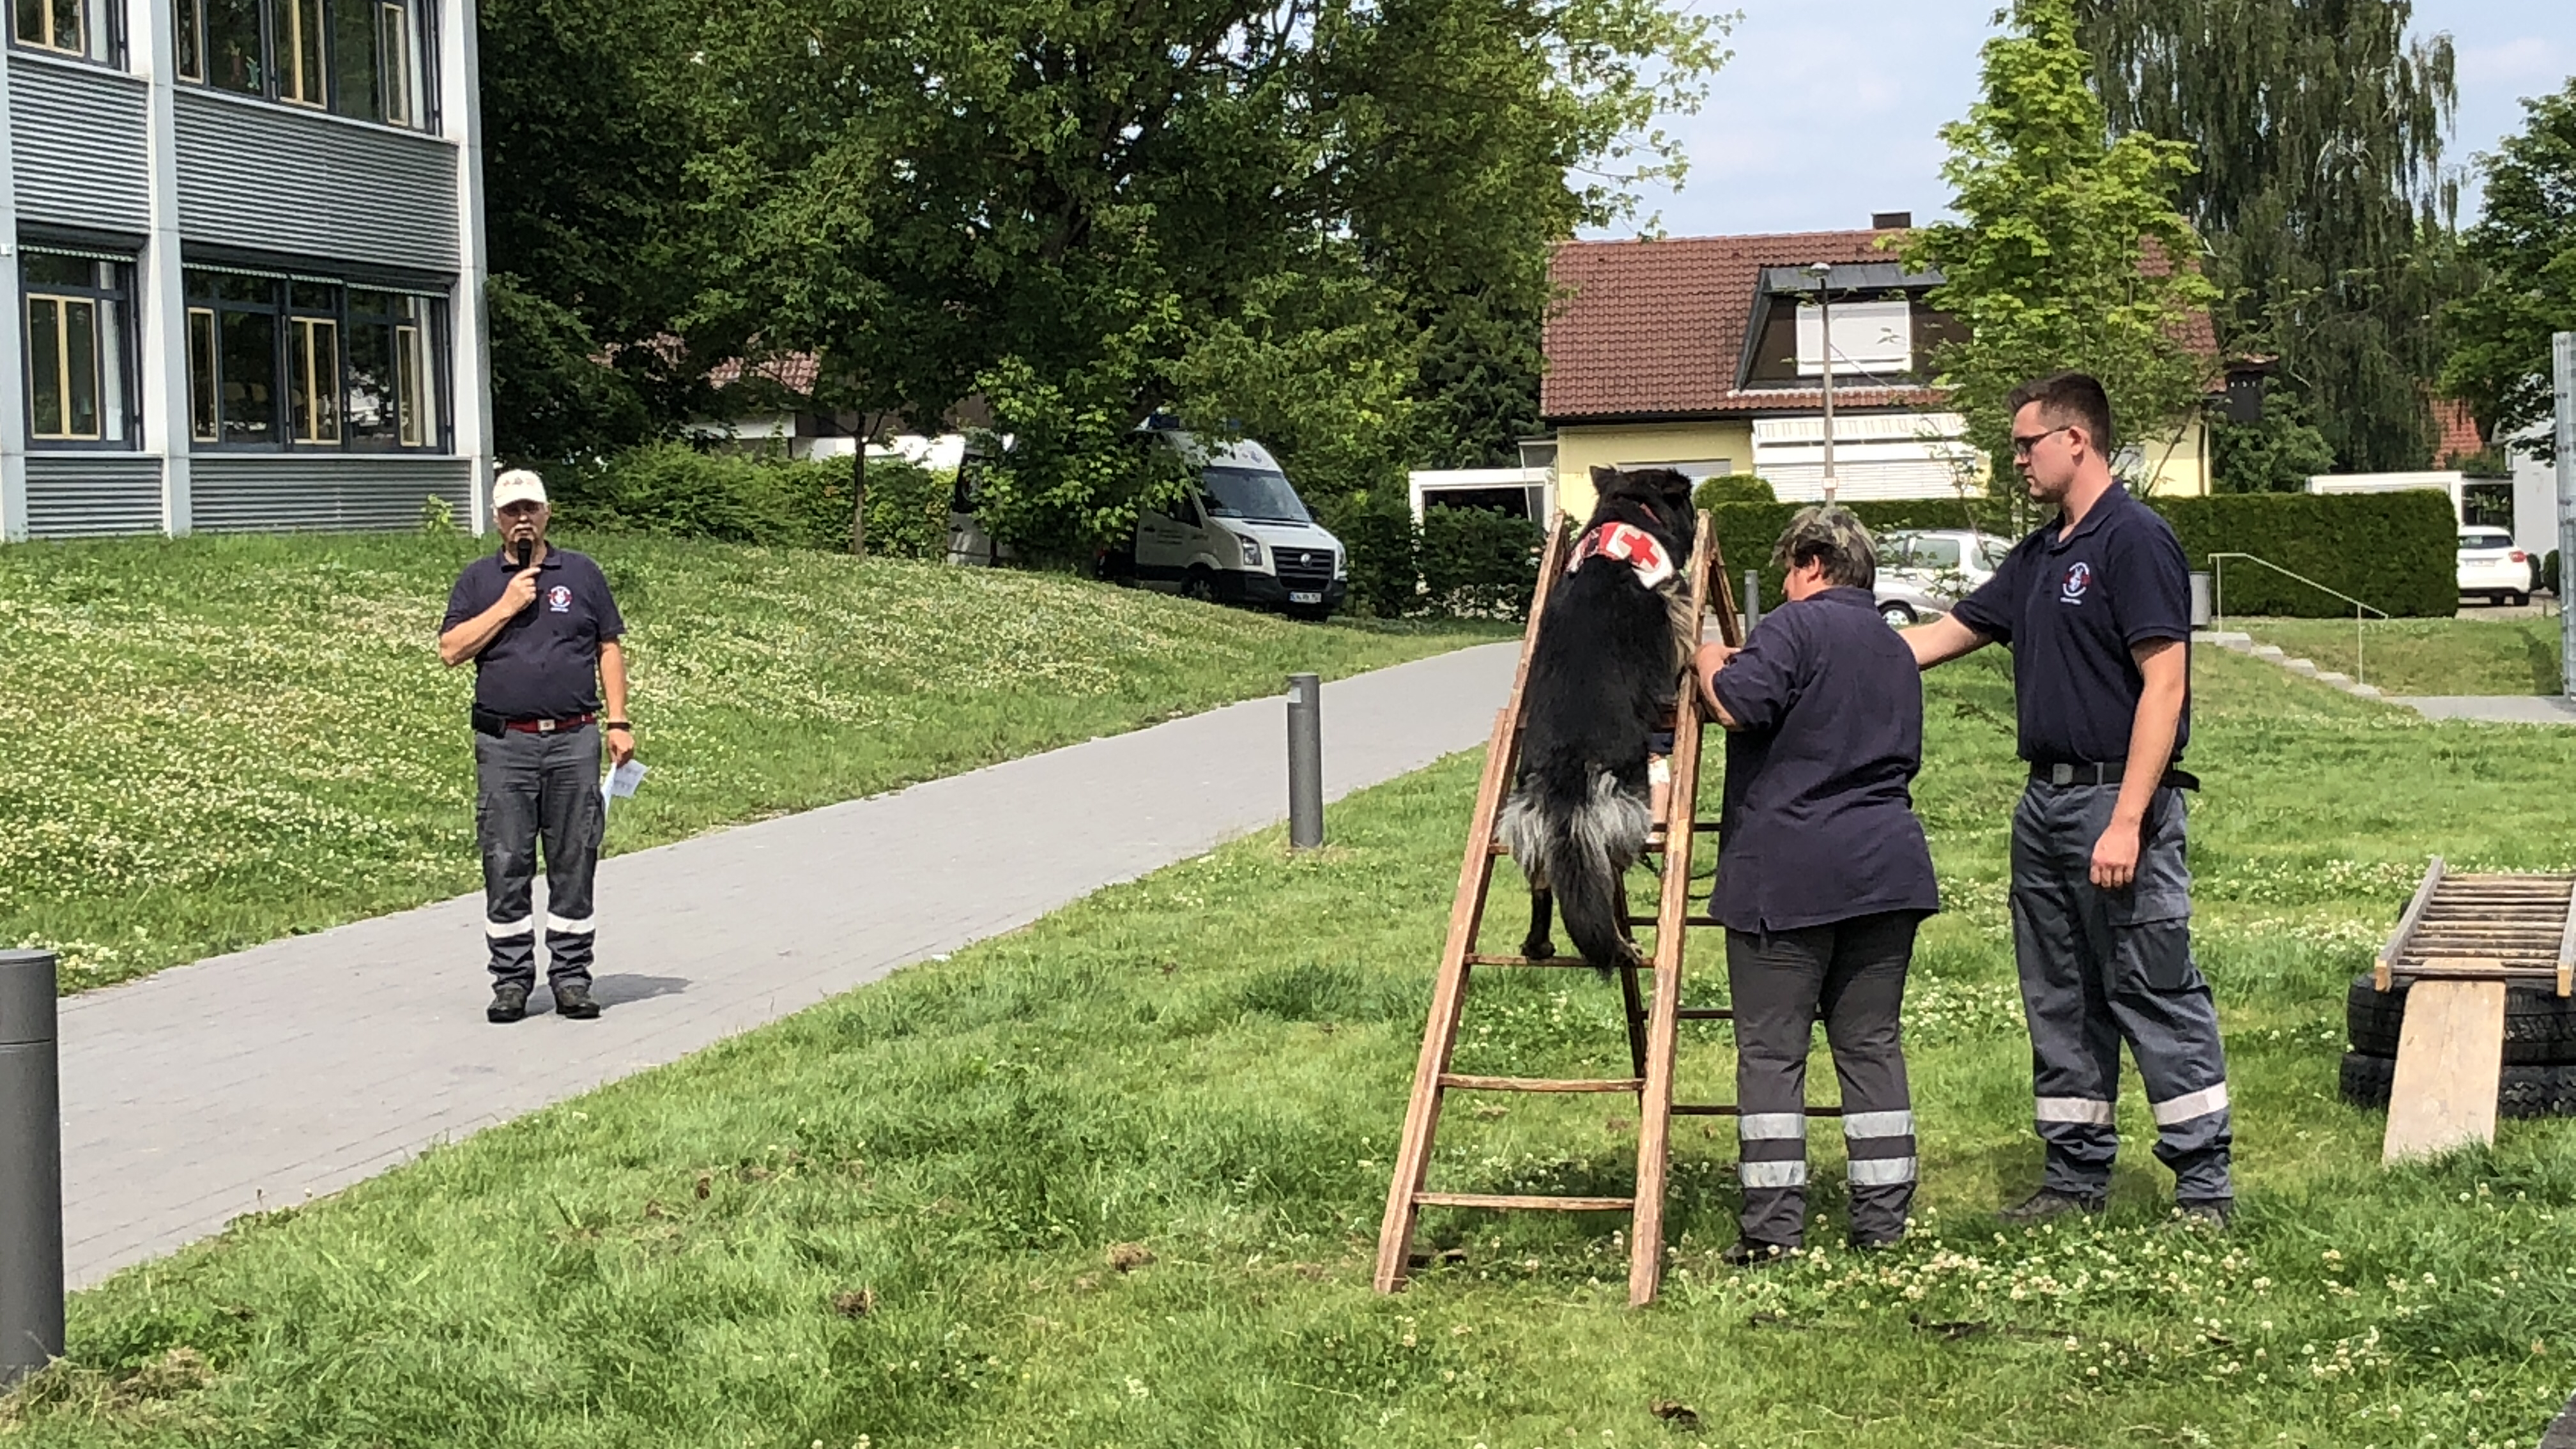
[1709,586,1941,934]
[1951,484,2192,766]
[441,545,625,719]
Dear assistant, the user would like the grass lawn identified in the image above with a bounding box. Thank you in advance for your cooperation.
[9,649,2576,1445]
[0,532,1504,990]
[2236,612,2564,696]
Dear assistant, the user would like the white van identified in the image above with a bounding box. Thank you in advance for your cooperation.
[1119,431,1348,620]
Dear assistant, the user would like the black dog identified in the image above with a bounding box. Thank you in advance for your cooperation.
[1498,466,1699,969]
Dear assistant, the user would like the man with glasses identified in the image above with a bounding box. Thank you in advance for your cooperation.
[438,470,636,1023]
[1903,372,2232,1230]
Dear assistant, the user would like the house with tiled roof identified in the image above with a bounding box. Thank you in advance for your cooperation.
[1540,218,2223,519]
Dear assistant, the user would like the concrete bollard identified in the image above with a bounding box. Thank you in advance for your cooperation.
[1287,673,1324,850]
[2190,571,2213,629]
[1742,569,1761,636]
[0,950,63,1388]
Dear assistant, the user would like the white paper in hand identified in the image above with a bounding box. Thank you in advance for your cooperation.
[601,759,648,813]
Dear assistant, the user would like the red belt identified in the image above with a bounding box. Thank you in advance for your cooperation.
[503,713,595,734]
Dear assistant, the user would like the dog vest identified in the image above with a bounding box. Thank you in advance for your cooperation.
[1570,521,1675,590]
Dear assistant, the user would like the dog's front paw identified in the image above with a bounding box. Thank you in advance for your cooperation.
[1521,937,1556,962]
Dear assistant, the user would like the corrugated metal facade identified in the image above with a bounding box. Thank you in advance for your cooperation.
[173,91,461,272]
[24,455,166,538]
[9,59,152,233]
[191,456,472,533]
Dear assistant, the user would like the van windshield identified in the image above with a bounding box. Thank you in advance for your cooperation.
[1202,465,1310,523]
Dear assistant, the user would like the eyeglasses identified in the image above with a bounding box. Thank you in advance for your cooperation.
[2011,425,2073,458]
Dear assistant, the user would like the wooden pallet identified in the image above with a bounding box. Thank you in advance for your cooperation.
[2372,857,2576,1163]
[1373,509,1754,1307]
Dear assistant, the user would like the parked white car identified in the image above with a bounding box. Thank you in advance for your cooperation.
[2457,526,2537,607]
[1873,528,2011,628]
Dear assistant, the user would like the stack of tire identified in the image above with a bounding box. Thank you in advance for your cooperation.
[2341,974,2576,1117]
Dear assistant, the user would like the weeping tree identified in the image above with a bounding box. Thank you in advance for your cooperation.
[2076,0,2462,471]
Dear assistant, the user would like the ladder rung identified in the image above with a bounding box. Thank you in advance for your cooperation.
[1623,914,1719,928]
[1440,1073,1644,1094]
[1414,1192,1636,1212]
[1672,1103,1844,1117]
[1676,1007,1733,1020]
[1464,953,1614,969]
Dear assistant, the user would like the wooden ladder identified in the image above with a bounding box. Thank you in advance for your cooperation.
[1373,509,1774,1307]
[2372,857,2576,1163]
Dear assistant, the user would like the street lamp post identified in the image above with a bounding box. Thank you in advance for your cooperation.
[1807,261,1838,503]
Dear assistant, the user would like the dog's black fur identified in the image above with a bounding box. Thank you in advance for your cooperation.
[1499,466,1699,969]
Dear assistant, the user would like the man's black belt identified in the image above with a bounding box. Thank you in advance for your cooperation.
[2030,760,2200,790]
[471,707,597,738]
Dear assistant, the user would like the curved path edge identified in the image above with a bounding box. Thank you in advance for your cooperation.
[57,643,1519,1287]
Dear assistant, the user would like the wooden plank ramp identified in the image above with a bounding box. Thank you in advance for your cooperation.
[2371,859,2576,1163]
[1373,510,1769,1307]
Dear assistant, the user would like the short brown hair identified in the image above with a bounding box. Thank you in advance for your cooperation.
[1772,505,1876,590]
[2007,371,2116,456]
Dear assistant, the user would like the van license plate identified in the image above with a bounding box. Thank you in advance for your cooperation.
[1289,591,1322,605]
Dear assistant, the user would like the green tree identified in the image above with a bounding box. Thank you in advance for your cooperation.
[2209,391,2338,491]
[2442,78,2576,459]
[2076,0,2461,472]
[1904,0,2219,487]
[680,0,1725,555]
[479,0,716,465]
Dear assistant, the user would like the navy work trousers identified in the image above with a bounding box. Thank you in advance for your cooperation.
[1726,910,1920,1248]
[2009,781,2232,1202]
[475,726,604,990]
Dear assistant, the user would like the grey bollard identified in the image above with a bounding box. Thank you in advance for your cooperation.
[1287,673,1324,850]
[0,951,63,1388]
[1742,569,1761,634]
[2190,571,2213,629]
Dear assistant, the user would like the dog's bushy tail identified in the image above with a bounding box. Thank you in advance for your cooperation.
[1498,765,1652,969]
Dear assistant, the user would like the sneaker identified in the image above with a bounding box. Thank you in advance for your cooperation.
[2172,1198,2234,1232]
[553,981,601,1020]
[1721,1238,1795,1268]
[1999,1188,2106,1225]
[487,983,530,1023]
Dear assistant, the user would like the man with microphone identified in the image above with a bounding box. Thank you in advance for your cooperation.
[438,470,634,1023]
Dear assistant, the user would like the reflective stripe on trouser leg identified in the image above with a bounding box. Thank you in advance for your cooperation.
[2117,919,2233,1202]
[536,728,609,986]
[1816,910,1920,1243]
[476,732,542,990]
[2011,786,2124,1197]
[1727,926,1830,1249]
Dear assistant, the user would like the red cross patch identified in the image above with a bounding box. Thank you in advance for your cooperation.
[1571,521,1675,589]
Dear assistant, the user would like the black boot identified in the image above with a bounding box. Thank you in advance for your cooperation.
[553,981,601,1019]
[487,983,530,1023]
[2000,1188,2106,1225]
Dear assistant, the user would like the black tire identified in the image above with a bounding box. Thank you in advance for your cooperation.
[2339,1051,2576,1119]
[1181,568,1218,604]
[1879,601,1916,629]
[2346,974,2576,1065]
[2514,592,2534,608]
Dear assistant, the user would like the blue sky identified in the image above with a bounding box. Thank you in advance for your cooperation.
[1595,0,2576,239]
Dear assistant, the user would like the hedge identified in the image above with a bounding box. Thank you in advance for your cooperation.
[1703,490,2455,619]
[1321,500,1545,620]
[548,443,948,559]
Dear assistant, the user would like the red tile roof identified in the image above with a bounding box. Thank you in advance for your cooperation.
[1541,229,2220,423]
[709,351,823,395]
[1542,230,1938,422]
[2431,396,2487,466]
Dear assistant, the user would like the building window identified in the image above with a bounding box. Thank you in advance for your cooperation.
[13,0,119,62]
[172,0,428,126]
[346,289,438,448]
[22,251,135,448]
[187,266,447,452]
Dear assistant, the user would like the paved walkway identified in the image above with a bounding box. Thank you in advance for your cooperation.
[57,643,1519,1288]
[2396,695,2576,724]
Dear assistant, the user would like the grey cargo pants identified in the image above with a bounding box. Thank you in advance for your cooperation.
[1726,911,1920,1249]
[2010,781,2232,1202]
[475,726,605,990]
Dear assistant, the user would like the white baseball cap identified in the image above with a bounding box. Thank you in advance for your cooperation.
[492,470,548,509]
